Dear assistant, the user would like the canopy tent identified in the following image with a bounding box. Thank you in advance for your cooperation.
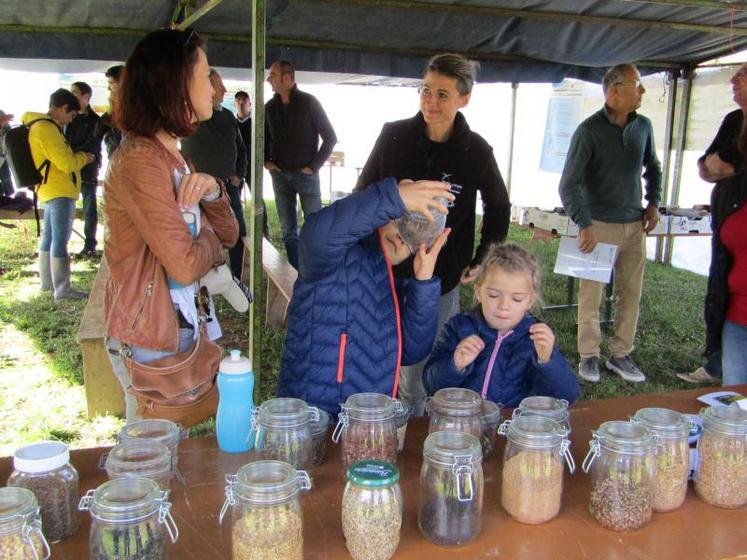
[2,0,747,83]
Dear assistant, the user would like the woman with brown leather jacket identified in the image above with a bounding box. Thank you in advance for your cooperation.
[103,29,238,421]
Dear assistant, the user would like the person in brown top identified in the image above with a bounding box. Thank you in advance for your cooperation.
[103,28,239,420]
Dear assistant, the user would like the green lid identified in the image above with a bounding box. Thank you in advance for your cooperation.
[346,460,400,487]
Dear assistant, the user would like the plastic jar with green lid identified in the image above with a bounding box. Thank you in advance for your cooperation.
[342,460,403,560]
[0,486,50,560]
[694,406,747,508]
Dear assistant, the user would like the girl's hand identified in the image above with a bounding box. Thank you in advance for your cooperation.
[398,179,454,222]
[178,172,220,209]
[529,322,555,363]
[413,228,451,280]
[454,334,485,370]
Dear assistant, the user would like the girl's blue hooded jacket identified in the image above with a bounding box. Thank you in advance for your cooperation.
[423,310,580,407]
[278,177,441,415]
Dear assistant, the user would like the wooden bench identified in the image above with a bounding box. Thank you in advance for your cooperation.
[75,257,125,417]
[261,238,297,328]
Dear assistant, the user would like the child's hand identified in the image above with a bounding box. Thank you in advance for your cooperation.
[529,322,555,363]
[413,228,451,280]
[398,179,454,222]
[454,334,485,370]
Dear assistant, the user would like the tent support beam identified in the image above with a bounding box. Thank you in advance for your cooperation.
[625,0,747,11]
[249,0,267,397]
[655,71,679,263]
[175,0,224,30]
[316,0,747,36]
[664,67,694,266]
[506,82,518,197]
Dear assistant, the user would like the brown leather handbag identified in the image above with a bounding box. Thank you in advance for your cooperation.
[122,324,222,427]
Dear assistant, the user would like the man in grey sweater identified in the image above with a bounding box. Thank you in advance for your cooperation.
[559,63,662,384]
[182,69,248,280]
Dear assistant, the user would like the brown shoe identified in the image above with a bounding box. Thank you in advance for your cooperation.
[676,367,719,384]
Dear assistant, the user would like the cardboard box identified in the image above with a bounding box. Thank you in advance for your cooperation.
[524,207,579,236]
[649,215,670,235]
[668,215,711,235]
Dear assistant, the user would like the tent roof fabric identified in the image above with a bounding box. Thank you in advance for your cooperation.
[2,0,747,82]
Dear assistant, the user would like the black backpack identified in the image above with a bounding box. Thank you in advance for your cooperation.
[2,118,53,234]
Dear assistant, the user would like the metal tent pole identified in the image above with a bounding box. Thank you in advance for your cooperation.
[655,70,679,263]
[506,82,518,198]
[664,67,693,266]
[250,0,267,395]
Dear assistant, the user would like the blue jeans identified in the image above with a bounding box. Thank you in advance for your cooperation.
[722,320,747,385]
[80,182,98,251]
[269,170,322,269]
[39,197,76,258]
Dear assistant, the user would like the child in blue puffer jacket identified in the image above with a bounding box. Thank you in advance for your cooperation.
[278,177,453,415]
[424,243,579,407]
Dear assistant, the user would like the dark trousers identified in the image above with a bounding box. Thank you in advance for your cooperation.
[80,182,98,251]
[0,161,14,196]
[225,182,247,280]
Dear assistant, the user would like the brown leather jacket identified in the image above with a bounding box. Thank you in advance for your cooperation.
[104,135,239,351]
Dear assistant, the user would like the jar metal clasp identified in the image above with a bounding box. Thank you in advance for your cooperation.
[248,408,261,445]
[296,470,312,491]
[560,438,576,473]
[497,419,512,436]
[218,473,238,524]
[22,518,50,560]
[451,454,475,503]
[156,492,179,544]
[332,409,349,443]
[581,435,600,473]
[308,406,321,423]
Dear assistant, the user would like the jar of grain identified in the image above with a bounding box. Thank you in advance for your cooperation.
[427,388,482,440]
[418,431,483,546]
[480,399,503,458]
[342,461,403,560]
[7,441,79,543]
[0,487,50,560]
[310,409,331,466]
[332,393,400,472]
[514,396,571,435]
[105,440,174,490]
[393,400,411,454]
[252,397,320,471]
[631,407,691,512]
[497,415,575,524]
[694,406,747,509]
[582,421,657,531]
[219,460,311,560]
[78,477,179,560]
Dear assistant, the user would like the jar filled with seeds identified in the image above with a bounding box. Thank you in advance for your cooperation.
[220,460,311,560]
[419,431,483,546]
[694,406,747,509]
[582,421,656,531]
[0,487,51,560]
[498,415,575,524]
[514,396,571,435]
[310,409,331,466]
[119,420,181,475]
[105,441,174,490]
[7,441,79,543]
[632,407,691,512]
[393,400,411,454]
[253,397,320,471]
[342,460,402,560]
[78,477,179,560]
[427,388,482,440]
[332,393,400,472]
[480,400,503,458]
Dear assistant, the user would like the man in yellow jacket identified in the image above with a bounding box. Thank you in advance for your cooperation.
[23,88,94,300]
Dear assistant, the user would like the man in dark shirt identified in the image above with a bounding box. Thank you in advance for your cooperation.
[559,63,662,384]
[66,81,103,258]
[264,60,337,269]
[679,63,747,384]
[182,69,248,280]
[235,90,268,238]
[98,65,124,158]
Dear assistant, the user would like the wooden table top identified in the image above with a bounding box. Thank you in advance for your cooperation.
[2,385,746,560]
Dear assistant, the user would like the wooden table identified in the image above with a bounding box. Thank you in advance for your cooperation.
[2,386,746,559]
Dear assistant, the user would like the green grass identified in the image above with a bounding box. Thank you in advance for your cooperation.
[0,202,712,453]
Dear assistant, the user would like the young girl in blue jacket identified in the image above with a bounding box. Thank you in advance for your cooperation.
[424,243,580,407]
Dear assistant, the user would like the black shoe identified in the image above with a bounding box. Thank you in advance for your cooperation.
[75,248,100,260]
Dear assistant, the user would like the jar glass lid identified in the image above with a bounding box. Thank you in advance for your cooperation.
[105,441,172,475]
[517,396,569,421]
[0,487,38,529]
[309,409,331,436]
[343,392,397,421]
[234,460,310,504]
[595,420,657,453]
[89,477,163,520]
[481,399,503,422]
[423,430,482,465]
[258,397,315,427]
[701,406,747,435]
[347,460,400,487]
[119,419,181,449]
[632,407,690,437]
[505,415,565,447]
[430,388,482,416]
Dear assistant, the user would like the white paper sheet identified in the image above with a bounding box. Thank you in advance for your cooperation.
[553,236,618,283]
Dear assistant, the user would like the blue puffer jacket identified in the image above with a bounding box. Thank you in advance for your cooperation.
[423,310,580,408]
[278,177,442,415]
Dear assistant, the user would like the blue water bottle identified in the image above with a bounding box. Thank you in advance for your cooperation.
[216,349,255,453]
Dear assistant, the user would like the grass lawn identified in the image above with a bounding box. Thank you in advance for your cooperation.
[0,200,713,454]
